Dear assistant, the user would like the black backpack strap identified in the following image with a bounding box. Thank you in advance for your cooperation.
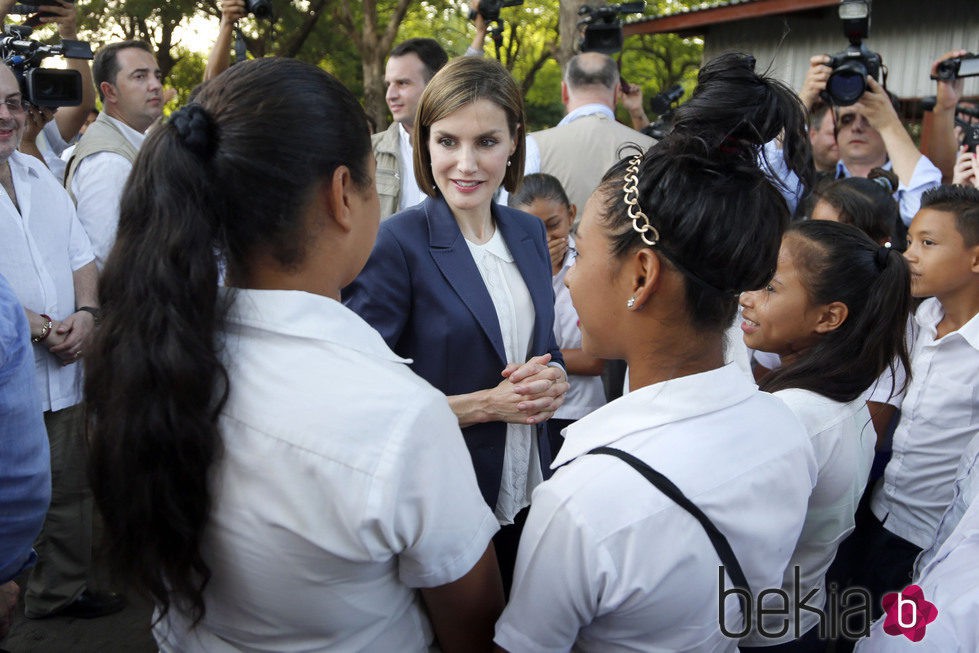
[586,445,752,610]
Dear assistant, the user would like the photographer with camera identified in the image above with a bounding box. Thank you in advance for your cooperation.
[799,54,940,226]
[921,48,975,183]
[203,0,246,82]
[0,0,95,178]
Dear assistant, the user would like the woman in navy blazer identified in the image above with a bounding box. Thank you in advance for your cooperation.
[344,57,567,591]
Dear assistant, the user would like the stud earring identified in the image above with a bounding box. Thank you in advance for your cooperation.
[507,159,512,167]
[626,296,636,309]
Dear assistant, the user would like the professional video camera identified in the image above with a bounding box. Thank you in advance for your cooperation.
[471,0,523,22]
[577,1,645,55]
[641,83,683,140]
[0,24,92,108]
[932,53,979,82]
[822,0,882,106]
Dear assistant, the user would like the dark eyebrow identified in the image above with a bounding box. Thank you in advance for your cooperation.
[129,68,151,76]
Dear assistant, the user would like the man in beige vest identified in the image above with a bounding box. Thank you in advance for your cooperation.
[65,40,163,269]
[532,52,654,214]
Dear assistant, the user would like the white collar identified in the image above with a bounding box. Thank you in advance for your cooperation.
[915,297,979,352]
[398,122,413,147]
[554,364,756,468]
[835,158,892,179]
[558,103,615,127]
[103,113,147,150]
[222,288,410,364]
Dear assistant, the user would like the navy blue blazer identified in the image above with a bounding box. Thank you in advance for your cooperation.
[344,196,562,508]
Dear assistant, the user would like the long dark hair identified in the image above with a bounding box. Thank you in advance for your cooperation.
[598,52,813,332]
[85,57,372,624]
[762,221,911,402]
[815,173,901,247]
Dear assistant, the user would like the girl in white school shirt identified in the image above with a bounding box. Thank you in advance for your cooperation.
[739,220,911,652]
[494,53,819,653]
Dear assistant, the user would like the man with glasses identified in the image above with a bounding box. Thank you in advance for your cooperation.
[64,40,163,269]
[0,62,125,621]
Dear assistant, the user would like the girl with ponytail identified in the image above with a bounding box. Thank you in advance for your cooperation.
[738,220,911,651]
[495,53,818,652]
[86,58,503,652]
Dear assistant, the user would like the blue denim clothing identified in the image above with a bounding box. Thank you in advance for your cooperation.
[0,273,51,583]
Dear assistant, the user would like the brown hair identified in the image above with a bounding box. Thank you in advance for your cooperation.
[413,57,525,196]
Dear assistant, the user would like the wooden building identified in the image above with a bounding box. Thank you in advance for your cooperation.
[625,0,979,102]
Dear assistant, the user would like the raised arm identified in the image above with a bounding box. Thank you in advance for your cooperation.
[921,49,968,183]
[204,0,247,82]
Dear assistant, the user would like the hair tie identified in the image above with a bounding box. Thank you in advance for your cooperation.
[874,244,891,270]
[872,175,895,194]
[170,104,218,160]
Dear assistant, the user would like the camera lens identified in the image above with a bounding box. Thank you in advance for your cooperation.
[827,62,868,106]
[247,0,272,19]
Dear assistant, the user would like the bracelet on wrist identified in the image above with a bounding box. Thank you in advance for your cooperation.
[76,305,103,326]
[32,314,53,344]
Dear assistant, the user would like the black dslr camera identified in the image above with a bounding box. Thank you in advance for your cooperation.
[0,24,93,108]
[246,0,273,19]
[932,53,979,82]
[577,2,645,55]
[823,0,882,106]
[471,0,523,22]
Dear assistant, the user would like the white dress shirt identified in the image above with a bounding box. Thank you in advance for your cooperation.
[914,431,979,574]
[856,494,979,652]
[872,298,979,549]
[397,123,427,212]
[153,289,498,653]
[495,364,817,653]
[551,240,605,420]
[742,389,875,646]
[466,229,542,524]
[36,120,69,182]
[0,151,94,412]
[70,114,145,269]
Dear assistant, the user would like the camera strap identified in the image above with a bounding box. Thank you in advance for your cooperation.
[581,445,753,618]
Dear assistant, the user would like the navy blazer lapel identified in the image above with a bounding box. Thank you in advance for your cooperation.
[425,197,507,364]
[495,204,552,356]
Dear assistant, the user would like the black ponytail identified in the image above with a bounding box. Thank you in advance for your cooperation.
[762,221,911,402]
[86,58,373,624]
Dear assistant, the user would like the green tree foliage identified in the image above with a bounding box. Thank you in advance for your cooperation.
[46,0,703,130]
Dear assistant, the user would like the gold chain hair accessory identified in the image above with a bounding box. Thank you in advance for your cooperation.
[622,154,659,247]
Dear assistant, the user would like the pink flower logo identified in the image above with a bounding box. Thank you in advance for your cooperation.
[882,585,939,642]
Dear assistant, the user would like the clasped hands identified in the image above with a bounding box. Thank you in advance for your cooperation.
[487,353,569,425]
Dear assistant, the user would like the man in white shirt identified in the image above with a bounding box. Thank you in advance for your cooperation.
[531,53,655,214]
[0,62,124,620]
[798,55,941,225]
[373,38,448,220]
[64,40,163,269]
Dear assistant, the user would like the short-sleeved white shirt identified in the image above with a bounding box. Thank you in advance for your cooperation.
[856,495,979,652]
[495,364,817,653]
[742,389,875,646]
[872,298,979,548]
[551,241,605,420]
[70,114,145,270]
[153,289,498,653]
[0,151,94,412]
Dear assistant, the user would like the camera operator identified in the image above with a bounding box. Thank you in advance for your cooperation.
[203,0,246,82]
[0,0,96,178]
[799,53,940,226]
[465,0,490,57]
[920,48,972,183]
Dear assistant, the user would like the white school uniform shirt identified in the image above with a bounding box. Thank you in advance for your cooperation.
[871,299,979,549]
[742,389,875,646]
[466,229,543,524]
[0,151,94,412]
[914,431,979,574]
[551,240,605,420]
[70,114,145,270]
[153,289,498,653]
[856,494,979,652]
[495,364,817,653]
